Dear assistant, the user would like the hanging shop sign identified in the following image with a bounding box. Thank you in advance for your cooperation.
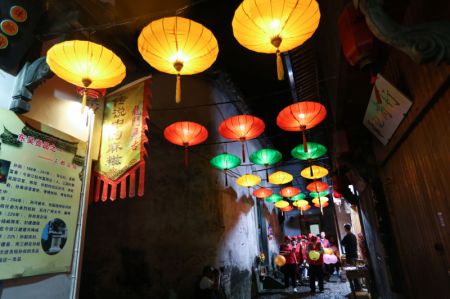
[363,74,412,145]
[0,108,83,280]
[93,78,150,202]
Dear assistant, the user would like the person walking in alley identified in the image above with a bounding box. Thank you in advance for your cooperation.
[341,223,362,291]
[280,236,298,292]
[306,235,324,293]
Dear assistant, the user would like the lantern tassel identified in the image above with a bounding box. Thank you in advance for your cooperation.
[276,50,284,81]
[81,89,87,113]
[176,74,181,104]
[224,170,228,186]
[302,131,308,152]
[184,146,188,168]
[241,142,246,162]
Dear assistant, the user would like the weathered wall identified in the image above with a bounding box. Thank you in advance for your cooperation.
[80,73,263,299]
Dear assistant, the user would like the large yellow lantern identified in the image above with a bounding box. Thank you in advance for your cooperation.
[300,165,328,180]
[274,200,289,208]
[138,16,219,103]
[293,199,309,208]
[268,171,293,185]
[311,197,329,205]
[236,174,261,187]
[232,0,320,80]
[46,40,126,111]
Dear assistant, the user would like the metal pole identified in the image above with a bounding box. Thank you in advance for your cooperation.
[69,109,95,299]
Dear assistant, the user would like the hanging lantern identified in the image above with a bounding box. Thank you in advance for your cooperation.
[138,16,219,103]
[265,194,283,203]
[274,200,289,209]
[291,142,327,160]
[314,201,329,208]
[164,121,208,167]
[277,102,327,152]
[218,115,265,162]
[300,165,328,180]
[293,199,309,208]
[312,197,329,205]
[46,40,126,112]
[279,186,301,198]
[298,203,311,215]
[236,174,261,187]
[253,187,273,199]
[309,190,330,198]
[268,171,293,185]
[250,148,282,180]
[289,193,306,201]
[210,153,241,186]
[306,181,329,193]
[280,205,294,212]
[232,0,320,80]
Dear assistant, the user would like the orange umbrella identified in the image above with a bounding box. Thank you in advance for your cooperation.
[306,181,329,193]
[253,187,273,199]
[276,102,326,152]
[218,115,265,162]
[279,186,301,198]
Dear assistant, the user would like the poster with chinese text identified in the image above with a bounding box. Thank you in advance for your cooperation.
[0,108,83,280]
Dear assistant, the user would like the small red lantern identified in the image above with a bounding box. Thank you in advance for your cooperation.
[253,187,273,199]
[164,121,208,167]
[277,102,326,152]
[218,115,265,162]
[280,205,294,212]
[279,186,301,198]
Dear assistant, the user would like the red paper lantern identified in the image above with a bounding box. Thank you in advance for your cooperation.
[276,102,326,152]
[253,187,273,199]
[164,121,208,167]
[279,186,301,198]
[218,115,265,162]
[314,202,329,208]
[298,204,311,215]
[306,181,329,193]
[280,205,294,212]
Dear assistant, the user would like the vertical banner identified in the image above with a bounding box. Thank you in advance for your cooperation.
[93,78,150,202]
[0,108,83,280]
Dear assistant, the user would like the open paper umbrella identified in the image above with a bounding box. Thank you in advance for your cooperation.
[309,190,330,198]
[250,148,282,180]
[236,174,261,195]
[279,186,301,198]
[294,199,309,215]
[298,204,311,214]
[232,0,320,80]
[265,194,283,203]
[291,142,327,160]
[277,102,327,152]
[314,201,329,208]
[306,181,329,193]
[253,187,273,199]
[46,40,126,111]
[300,165,328,180]
[219,115,265,162]
[210,153,241,186]
[164,121,208,167]
[138,16,218,103]
[268,171,293,185]
[289,193,306,201]
[280,205,294,214]
[274,200,289,209]
[312,196,329,214]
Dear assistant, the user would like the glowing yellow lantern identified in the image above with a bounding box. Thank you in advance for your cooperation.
[138,16,219,103]
[300,165,328,180]
[293,199,309,208]
[274,200,289,208]
[236,174,261,187]
[232,0,320,80]
[311,197,329,205]
[268,171,293,185]
[274,255,286,267]
[46,40,126,111]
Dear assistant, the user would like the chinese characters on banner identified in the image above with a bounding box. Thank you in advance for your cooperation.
[0,108,83,280]
[93,79,150,202]
[363,74,412,145]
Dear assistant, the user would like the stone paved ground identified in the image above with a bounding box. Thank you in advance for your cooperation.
[255,275,371,299]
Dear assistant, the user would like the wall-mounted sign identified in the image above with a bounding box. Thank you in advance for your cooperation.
[0,19,18,36]
[0,33,8,49]
[363,74,412,145]
[10,5,28,23]
[0,108,83,280]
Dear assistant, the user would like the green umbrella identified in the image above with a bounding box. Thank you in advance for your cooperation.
[210,153,241,186]
[291,142,327,160]
[265,193,282,203]
[309,190,329,198]
[288,193,306,201]
[250,148,282,180]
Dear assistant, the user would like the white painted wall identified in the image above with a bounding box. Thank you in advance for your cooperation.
[0,70,15,109]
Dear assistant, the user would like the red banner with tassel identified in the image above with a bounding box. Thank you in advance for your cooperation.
[92,78,150,202]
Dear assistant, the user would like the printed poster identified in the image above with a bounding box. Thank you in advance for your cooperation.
[0,108,83,280]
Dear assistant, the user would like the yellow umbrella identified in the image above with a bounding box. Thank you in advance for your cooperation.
[311,197,329,205]
[300,165,328,180]
[274,200,289,208]
[268,171,293,185]
[46,40,126,111]
[293,199,309,207]
[236,174,261,187]
[138,16,219,103]
[232,0,320,80]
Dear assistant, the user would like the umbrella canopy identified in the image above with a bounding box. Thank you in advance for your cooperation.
[265,194,283,203]
[300,165,328,180]
[274,200,289,208]
[280,205,294,212]
[268,171,293,185]
[309,190,330,198]
[312,197,329,204]
[210,153,241,170]
[289,193,306,201]
[253,187,273,199]
[250,148,282,166]
[291,142,327,160]
[306,181,329,192]
[293,199,309,208]
[236,174,261,187]
[279,186,301,198]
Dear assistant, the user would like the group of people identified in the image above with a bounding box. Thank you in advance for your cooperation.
[278,223,360,294]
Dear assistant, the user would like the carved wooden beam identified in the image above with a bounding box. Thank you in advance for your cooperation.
[354,0,450,64]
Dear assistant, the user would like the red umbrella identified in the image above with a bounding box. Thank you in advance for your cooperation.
[306,181,329,193]
[279,186,301,198]
[218,115,265,162]
[164,121,208,167]
[276,102,326,152]
[253,187,273,199]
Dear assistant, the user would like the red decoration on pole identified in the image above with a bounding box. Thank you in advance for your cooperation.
[164,121,208,167]
[276,102,326,152]
[218,115,265,162]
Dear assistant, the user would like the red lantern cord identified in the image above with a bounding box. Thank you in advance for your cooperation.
[218,115,265,162]
[164,121,208,167]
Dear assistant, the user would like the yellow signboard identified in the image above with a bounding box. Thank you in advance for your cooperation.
[0,108,82,280]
